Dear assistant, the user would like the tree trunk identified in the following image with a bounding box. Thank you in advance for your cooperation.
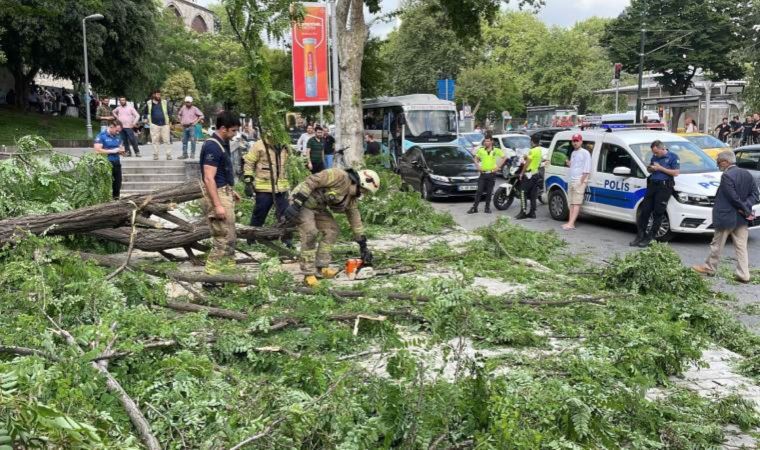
[670,107,684,133]
[0,182,202,244]
[336,0,368,168]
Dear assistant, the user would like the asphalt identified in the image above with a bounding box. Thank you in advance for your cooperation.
[430,195,760,332]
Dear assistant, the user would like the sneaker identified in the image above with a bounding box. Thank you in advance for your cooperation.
[190,153,195,159]
[166,155,173,160]
[178,155,188,160]
[135,152,142,158]
[153,155,159,161]
[637,237,653,248]
[467,206,478,214]
[629,235,644,247]
[515,211,528,220]
[125,153,132,157]
[527,212,536,219]
[691,265,715,276]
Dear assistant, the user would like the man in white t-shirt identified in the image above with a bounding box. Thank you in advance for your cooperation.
[562,134,591,230]
[296,125,314,155]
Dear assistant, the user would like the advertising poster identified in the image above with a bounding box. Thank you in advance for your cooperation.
[291,3,330,106]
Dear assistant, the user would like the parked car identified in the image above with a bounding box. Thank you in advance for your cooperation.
[525,127,570,149]
[492,133,531,177]
[398,145,481,200]
[734,145,760,188]
[678,132,731,160]
[544,129,760,240]
[457,132,485,154]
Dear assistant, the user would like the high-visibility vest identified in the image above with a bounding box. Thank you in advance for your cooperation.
[147,100,169,126]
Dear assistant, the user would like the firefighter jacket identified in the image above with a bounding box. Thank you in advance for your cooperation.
[291,168,364,238]
[242,140,290,193]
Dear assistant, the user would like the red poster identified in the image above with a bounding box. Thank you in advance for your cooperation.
[291,3,330,106]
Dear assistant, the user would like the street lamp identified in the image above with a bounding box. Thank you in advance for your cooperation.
[82,13,104,139]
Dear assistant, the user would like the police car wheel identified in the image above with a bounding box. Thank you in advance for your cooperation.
[637,209,674,242]
[421,178,434,201]
[493,187,514,210]
[548,189,569,221]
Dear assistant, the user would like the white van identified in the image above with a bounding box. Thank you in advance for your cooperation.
[544,129,760,239]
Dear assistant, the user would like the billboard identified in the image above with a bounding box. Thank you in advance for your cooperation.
[291,3,330,106]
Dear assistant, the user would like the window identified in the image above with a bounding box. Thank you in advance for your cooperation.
[422,146,474,164]
[598,144,644,177]
[629,141,718,174]
[737,151,760,170]
[551,140,596,167]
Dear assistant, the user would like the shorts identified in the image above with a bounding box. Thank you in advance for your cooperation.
[568,180,587,205]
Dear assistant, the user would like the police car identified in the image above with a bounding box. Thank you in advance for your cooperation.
[544,128,760,240]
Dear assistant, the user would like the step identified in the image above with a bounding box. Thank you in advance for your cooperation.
[122,174,187,183]
[119,159,187,168]
[121,181,186,190]
[121,166,186,175]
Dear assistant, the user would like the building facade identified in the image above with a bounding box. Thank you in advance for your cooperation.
[165,0,216,34]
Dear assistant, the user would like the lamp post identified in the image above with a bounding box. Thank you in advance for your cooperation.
[82,13,104,139]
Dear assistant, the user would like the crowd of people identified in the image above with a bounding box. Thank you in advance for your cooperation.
[714,114,760,146]
[1,85,81,116]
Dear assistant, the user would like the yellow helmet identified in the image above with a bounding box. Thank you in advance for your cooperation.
[357,169,380,194]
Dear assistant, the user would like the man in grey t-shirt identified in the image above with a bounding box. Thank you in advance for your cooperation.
[562,134,591,230]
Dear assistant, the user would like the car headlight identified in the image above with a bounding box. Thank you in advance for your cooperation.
[429,174,450,183]
[674,191,714,207]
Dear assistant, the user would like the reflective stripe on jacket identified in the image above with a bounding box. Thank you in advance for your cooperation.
[242,140,290,193]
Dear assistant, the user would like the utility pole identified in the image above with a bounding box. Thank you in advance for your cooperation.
[82,13,104,139]
[329,0,341,150]
[635,27,646,124]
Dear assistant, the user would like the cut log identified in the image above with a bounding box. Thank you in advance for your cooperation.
[0,182,202,245]
[90,224,290,252]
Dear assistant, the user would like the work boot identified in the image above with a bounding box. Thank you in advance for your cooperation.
[467,206,478,214]
[179,154,188,160]
[484,206,492,214]
[527,211,536,219]
[135,152,141,157]
[629,234,644,247]
[319,267,339,279]
[125,152,132,157]
[515,211,528,220]
[304,275,319,287]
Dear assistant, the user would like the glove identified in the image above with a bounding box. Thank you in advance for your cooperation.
[283,203,302,223]
[244,183,254,198]
[292,192,308,207]
[356,235,373,266]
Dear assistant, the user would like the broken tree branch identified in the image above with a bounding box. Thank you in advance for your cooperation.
[0,345,62,362]
[106,204,139,281]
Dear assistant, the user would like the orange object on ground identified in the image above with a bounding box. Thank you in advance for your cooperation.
[345,258,364,280]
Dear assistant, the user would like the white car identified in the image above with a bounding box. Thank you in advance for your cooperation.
[544,129,760,239]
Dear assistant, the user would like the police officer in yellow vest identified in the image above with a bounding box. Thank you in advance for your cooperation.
[242,133,290,229]
[143,89,172,160]
[468,135,505,214]
[283,168,380,287]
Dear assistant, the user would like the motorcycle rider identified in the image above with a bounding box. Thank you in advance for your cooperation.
[283,167,380,287]
[515,134,543,219]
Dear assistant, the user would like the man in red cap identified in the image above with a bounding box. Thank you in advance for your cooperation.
[562,134,591,230]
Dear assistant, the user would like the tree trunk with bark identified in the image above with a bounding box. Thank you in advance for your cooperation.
[336,0,368,168]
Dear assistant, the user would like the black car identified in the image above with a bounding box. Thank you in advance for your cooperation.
[398,145,481,200]
[734,145,760,187]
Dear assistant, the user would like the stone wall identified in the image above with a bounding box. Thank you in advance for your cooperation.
[165,0,216,34]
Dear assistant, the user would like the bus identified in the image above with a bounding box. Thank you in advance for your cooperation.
[362,94,458,167]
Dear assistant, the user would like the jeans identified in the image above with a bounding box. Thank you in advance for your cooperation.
[120,128,140,155]
[636,181,673,238]
[181,126,197,157]
[472,172,495,209]
[324,154,334,169]
[250,192,290,227]
[110,160,122,199]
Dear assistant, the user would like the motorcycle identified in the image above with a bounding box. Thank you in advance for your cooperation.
[493,156,545,210]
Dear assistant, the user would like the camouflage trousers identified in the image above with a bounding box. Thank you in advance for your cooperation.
[201,184,237,275]
[297,208,339,276]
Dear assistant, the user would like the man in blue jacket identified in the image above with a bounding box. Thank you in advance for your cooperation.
[693,151,759,283]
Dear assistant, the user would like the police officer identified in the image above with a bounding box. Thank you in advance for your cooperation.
[283,167,380,287]
[516,134,544,220]
[468,135,505,214]
[630,140,680,248]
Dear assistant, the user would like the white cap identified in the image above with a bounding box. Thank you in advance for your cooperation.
[184,96,193,102]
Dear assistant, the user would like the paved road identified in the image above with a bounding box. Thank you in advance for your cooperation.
[430,195,760,331]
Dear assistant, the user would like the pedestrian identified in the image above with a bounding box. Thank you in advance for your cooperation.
[515,134,544,220]
[685,117,697,133]
[323,127,336,168]
[468,135,505,215]
[283,167,380,287]
[94,119,126,199]
[562,134,591,230]
[753,113,760,144]
[96,96,114,133]
[177,96,204,160]
[742,117,754,146]
[112,96,141,157]
[365,134,380,156]
[306,125,326,174]
[242,131,290,234]
[27,88,41,113]
[715,117,732,143]
[629,140,680,248]
[199,111,241,283]
[143,89,172,161]
[693,151,759,283]
[730,115,742,147]
[297,124,314,155]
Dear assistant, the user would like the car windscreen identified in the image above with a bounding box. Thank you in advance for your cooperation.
[684,135,729,149]
[629,141,719,174]
[502,136,531,150]
[422,146,475,165]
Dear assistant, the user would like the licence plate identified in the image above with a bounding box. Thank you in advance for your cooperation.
[459,185,477,191]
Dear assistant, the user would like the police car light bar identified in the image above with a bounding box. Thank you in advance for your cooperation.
[599,123,666,132]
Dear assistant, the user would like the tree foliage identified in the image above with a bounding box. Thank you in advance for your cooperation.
[456,65,522,120]
[161,70,200,103]
[601,0,745,96]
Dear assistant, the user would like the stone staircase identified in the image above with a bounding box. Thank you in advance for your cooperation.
[120,159,190,195]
